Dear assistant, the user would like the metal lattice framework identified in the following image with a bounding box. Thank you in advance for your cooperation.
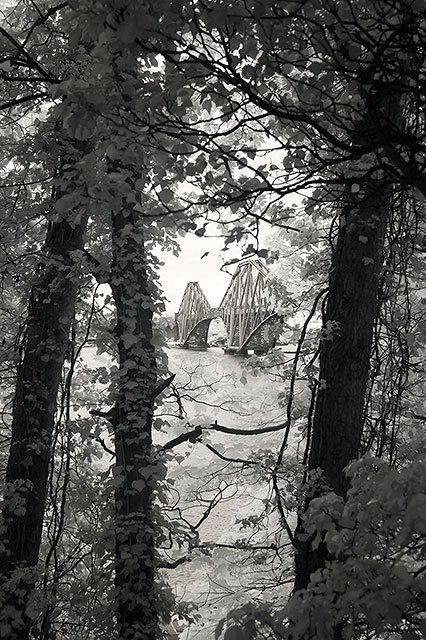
[175,282,218,348]
[219,259,277,353]
[175,260,277,353]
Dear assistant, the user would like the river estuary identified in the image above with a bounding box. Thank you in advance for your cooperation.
[162,346,294,640]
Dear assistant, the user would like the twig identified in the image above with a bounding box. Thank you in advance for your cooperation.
[157,556,191,569]
[151,373,176,402]
[96,437,115,457]
[0,25,55,83]
[204,443,257,466]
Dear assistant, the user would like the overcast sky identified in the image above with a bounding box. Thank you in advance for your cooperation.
[158,233,240,313]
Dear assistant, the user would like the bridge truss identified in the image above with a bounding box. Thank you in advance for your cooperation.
[219,259,277,353]
[175,259,277,354]
[175,282,218,349]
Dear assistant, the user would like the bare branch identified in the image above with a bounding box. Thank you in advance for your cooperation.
[157,556,191,569]
[150,373,176,403]
[96,437,115,457]
[207,420,288,436]
[204,443,257,466]
[0,25,56,84]
[0,91,48,111]
[158,425,202,452]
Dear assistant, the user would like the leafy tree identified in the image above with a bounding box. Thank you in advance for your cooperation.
[143,0,426,636]
[0,17,93,632]
[1,1,197,637]
[1,1,426,639]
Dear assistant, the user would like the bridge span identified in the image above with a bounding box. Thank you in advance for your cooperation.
[175,259,278,355]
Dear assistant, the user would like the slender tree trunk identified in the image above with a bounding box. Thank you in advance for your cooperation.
[0,209,87,638]
[109,207,159,640]
[88,6,161,634]
[294,177,391,591]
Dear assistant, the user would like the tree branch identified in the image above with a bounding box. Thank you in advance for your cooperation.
[204,443,257,466]
[0,91,48,111]
[82,250,110,284]
[157,556,191,569]
[198,542,279,552]
[150,373,176,403]
[0,26,56,84]
[208,420,288,436]
[96,437,115,457]
[22,2,68,48]
[272,474,296,548]
[158,425,202,452]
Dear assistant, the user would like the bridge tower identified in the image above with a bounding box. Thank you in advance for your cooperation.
[219,259,277,354]
[175,282,218,349]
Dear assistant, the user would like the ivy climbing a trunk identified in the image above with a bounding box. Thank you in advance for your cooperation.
[293,20,407,606]
[294,178,392,593]
[109,207,159,640]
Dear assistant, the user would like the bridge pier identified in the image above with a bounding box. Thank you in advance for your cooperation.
[223,346,269,356]
[223,347,247,356]
[180,342,209,351]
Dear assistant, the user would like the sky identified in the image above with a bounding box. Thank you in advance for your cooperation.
[157,233,240,313]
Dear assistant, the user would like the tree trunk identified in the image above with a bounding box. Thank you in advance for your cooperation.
[110,207,159,640]
[294,177,391,591]
[0,210,87,638]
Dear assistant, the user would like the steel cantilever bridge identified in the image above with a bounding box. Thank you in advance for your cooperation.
[175,259,278,355]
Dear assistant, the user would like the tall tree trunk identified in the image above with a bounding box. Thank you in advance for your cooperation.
[109,208,159,640]
[0,204,87,638]
[294,177,391,591]
[87,6,162,634]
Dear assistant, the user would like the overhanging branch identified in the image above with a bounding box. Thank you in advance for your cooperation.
[207,420,288,436]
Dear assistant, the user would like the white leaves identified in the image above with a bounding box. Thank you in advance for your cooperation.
[295,448,426,636]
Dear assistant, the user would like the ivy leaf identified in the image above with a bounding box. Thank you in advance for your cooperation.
[132,479,146,492]
[224,625,245,640]
[159,188,174,204]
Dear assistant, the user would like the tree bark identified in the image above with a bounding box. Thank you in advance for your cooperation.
[110,206,159,640]
[294,177,391,591]
[0,205,87,638]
